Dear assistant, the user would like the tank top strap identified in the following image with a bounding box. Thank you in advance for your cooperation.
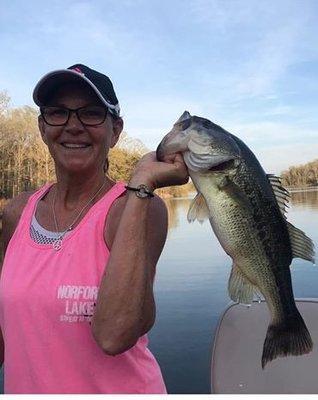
[92,181,127,215]
[28,183,54,207]
[5,183,53,246]
[15,183,54,232]
[82,182,127,247]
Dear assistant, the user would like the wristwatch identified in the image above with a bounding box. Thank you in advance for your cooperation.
[125,184,154,198]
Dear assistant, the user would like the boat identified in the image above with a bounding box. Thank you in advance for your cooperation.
[211,298,318,394]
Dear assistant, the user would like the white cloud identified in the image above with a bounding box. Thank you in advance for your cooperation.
[256,143,318,175]
[217,119,318,174]
[226,121,318,147]
[187,0,313,102]
[121,94,207,148]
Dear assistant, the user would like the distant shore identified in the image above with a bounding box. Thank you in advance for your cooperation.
[287,186,318,193]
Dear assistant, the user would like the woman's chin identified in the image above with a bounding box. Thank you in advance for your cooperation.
[56,159,99,174]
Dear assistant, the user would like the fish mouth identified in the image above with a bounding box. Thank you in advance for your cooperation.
[209,158,237,172]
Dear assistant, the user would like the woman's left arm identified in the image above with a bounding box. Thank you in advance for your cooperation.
[91,151,188,356]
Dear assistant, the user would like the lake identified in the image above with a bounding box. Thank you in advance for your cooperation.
[148,189,318,394]
[0,189,317,393]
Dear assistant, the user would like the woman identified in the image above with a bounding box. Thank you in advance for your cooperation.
[0,64,188,394]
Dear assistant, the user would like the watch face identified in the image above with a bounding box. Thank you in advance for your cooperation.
[136,185,149,198]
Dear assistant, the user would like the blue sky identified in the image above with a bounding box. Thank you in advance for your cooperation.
[0,0,317,174]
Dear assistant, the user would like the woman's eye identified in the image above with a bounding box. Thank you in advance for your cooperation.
[83,109,103,117]
[85,110,100,117]
[48,108,66,116]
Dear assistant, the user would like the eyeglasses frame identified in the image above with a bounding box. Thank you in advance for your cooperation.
[40,105,109,126]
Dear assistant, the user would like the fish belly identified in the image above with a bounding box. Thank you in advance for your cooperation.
[204,186,281,310]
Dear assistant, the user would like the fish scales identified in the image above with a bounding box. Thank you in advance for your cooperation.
[194,166,291,322]
[230,139,298,319]
[156,111,314,368]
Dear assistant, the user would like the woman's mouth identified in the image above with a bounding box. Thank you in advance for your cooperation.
[61,142,91,149]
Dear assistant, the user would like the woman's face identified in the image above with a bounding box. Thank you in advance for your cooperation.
[38,82,123,175]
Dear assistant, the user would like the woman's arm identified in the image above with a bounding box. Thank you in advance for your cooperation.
[91,152,188,355]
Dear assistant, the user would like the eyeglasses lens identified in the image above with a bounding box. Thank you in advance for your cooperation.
[41,106,107,126]
[78,107,107,125]
[43,107,68,125]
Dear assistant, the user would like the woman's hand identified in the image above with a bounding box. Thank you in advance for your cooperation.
[129,151,189,190]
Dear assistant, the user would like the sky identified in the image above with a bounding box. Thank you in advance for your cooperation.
[0,0,317,174]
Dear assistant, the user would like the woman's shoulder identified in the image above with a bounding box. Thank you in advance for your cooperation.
[104,191,168,250]
[3,190,36,219]
[2,190,37,251]
[108,191,167,224]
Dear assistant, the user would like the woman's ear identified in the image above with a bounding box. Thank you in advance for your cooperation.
[38,115,48,145]
[110,117,123,148]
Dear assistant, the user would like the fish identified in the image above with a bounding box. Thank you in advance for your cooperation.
[156,111,315,368]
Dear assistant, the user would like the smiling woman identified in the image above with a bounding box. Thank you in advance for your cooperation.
[0,64,189,394]
[38,80,122,176]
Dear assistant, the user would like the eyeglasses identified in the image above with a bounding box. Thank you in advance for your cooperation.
[40,106,108,126]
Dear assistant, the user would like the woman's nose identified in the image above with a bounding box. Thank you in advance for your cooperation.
[65,110,85,132]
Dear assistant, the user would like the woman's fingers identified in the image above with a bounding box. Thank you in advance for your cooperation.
[131,151,189,189]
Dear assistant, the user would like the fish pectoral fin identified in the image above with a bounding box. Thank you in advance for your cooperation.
[187,192,210,224]
[287,222,315,263]
[228,264,259,305]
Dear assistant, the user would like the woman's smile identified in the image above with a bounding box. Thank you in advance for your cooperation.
[60,142,92,149]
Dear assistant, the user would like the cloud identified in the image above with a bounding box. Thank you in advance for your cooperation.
[187,0,313,102]
[256,143,318,175]
[219,119,318,174]
[225,121,317,145]
[121,93,205,148]
[235,24,301,98]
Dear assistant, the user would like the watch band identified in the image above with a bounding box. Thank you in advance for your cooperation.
[125,184,155,198]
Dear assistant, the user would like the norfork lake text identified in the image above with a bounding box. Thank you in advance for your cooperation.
[149,189,318,394]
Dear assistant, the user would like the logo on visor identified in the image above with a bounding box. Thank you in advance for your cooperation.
[71,67,85,75]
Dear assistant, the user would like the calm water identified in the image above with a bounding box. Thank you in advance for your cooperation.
[148,189,318,394]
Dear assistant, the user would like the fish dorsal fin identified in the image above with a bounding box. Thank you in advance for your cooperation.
[175,111,191,124]
[287,222,315,263]
[228,263,262,305]
[267,174,290,218]
[187,192,210,223]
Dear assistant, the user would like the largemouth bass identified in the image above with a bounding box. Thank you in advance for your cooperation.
[156,111,315,368]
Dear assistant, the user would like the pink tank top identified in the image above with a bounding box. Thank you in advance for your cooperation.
[0,183,167,394]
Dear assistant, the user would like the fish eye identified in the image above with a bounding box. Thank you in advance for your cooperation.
[180,119,191,130]
[174,117,191,130]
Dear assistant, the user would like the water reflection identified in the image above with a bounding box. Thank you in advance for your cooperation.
[290,189,318,209]
[164,197,193,230]
[164,189,318,231]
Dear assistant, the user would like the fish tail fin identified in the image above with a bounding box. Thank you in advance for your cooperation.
[261,311,313,369]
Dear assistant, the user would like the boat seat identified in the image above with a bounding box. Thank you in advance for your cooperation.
[211,299,318,394]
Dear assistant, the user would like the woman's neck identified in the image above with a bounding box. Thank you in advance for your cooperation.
[53,169,114,211]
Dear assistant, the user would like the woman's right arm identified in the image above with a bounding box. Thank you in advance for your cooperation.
[0,192,34,367]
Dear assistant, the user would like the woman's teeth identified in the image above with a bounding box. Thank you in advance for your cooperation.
[62,143,89,148]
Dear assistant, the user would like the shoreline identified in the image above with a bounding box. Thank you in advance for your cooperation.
[287,187,318,193]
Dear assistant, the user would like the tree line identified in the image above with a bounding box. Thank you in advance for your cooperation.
[1,89,316,201]
[281,159,318,188]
